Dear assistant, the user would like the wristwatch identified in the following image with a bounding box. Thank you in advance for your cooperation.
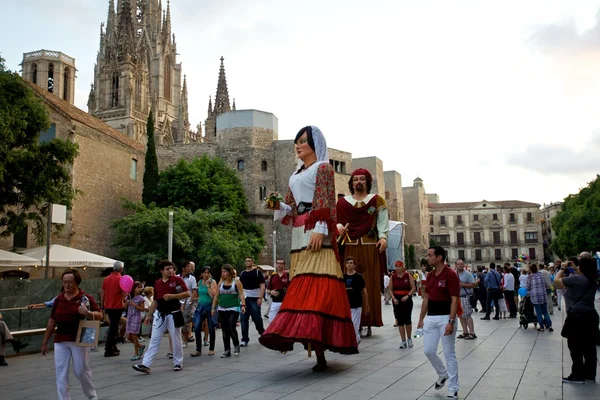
[448,319,455,324]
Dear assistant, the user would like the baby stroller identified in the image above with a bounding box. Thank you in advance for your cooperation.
[518,295,538,329]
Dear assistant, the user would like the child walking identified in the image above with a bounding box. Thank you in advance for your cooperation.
[126,282,147,361]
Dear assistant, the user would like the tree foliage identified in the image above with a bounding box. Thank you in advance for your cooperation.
[153,156,248,214]
[112,156,264,278]
[550,175,600,257]
[0,65,78,242]
[142,110,159,205]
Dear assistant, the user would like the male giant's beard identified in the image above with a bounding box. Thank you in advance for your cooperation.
[354,183,365,193]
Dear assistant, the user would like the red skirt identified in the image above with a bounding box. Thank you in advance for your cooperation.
[259,274,358,354]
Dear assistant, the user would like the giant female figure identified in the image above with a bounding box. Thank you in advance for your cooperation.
[259,126,358,371]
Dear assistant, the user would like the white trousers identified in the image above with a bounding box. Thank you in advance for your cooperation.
[423,315,459,393]
[142,311,183,367]
[351,307,362,343]
[54,342,97,400]
[556,289,564,310]
[268,302,282,321]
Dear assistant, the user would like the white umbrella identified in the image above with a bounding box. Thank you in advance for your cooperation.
[0,249,41,267]
[257,265,275,271]
[21,244,119,268]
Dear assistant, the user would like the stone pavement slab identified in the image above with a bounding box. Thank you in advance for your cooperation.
[1,296,599,399]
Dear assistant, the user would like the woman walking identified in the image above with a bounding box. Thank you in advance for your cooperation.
[192,266,217,357]
[126,282,146,361]
[41,268,102,400]
[212,264,245,358]
[260,126,358,372]
[389,261,416,348]
[526,263,552,332]
[554,257,598,383]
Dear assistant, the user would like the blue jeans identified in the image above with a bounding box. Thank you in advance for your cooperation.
[533,303,552,329]
[241,297,265,343]
[193,305,216,351]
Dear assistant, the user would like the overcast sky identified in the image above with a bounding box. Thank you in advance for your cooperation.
[3,0,600,206]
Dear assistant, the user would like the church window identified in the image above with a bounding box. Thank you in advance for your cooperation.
[261,160,268,171]
[237,160,245,170]
[32,63,37,84]
[111,71,119,107]
[39,123,56,143]
[63,67,70,102]
[47,63,54,93]
[164,55,172,102]
[130,159,138,180]
[259,186,267,201]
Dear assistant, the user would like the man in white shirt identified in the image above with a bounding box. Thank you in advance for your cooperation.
[502,263,517,318]
[179,261,197,346]
[383,273,391,305]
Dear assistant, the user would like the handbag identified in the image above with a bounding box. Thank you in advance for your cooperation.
[462,287,477,308]
[171,309,185,328]
[76,304,100,347]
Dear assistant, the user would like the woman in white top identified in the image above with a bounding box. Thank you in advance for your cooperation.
[260,126,358,372]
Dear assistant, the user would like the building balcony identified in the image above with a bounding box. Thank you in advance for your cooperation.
[525,239,538,244]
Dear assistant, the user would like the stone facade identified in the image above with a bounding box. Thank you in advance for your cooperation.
[0,79,145,262]
[541,202,563,263]
[402,178,430,259]
[429,200,543,266]
[21,50,76,105]
[352,157,385,196]
[87,0,194,145]
[384,171,404,222]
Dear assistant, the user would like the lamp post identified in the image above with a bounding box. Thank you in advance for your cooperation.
[168,211,174,262]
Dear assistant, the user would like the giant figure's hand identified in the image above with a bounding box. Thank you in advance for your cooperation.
[308,232,324,252]
[337,224,347,236]
[377,237,387,253]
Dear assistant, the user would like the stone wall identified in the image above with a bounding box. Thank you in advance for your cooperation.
[384,171,404,222]
[352,156,385,196]
[156,142,218,171]
[402,185,429,257]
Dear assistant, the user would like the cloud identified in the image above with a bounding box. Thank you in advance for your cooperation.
[507,130,600,175]
[530,10,600,95]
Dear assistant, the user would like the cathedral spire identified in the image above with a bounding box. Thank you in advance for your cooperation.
[162,0,172,38]
[232,98,236,110]
[208,95,213,114]
[116,0,136,58]
[214,56,231,115]
[106,0,116,35]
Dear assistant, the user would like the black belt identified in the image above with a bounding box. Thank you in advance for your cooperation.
[297,202,312,215]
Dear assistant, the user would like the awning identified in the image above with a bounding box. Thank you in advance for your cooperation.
[21,244,120,268]
[0,249,41,267]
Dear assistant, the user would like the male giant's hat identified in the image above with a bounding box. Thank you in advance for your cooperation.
[351,168,373,183]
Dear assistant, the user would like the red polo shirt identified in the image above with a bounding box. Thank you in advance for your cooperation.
[425,267,460,301]
[102,272,124,309]
[51,291,100,343]
[267,272,289,303]
[154,275,188,313]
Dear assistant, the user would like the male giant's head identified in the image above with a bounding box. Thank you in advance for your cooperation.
[348,168,373,195]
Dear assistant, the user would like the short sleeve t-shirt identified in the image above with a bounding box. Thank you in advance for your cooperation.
[154,275,188,313]
[458,270,474,296]
[344,272,366,309]
[239,269,266,298]
[425,267,460,316]
[562,275,597,313]
[268,272,289,303]
[51,291,101,343]
[102,272,124,309]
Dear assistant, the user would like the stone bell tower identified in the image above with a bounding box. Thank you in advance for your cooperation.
[21,49,76,104]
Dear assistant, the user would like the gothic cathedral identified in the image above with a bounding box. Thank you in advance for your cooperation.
[87,0,193,145]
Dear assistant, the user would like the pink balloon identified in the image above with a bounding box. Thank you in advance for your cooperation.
[120,275,134,292]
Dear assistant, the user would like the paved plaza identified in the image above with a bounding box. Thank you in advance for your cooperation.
[2,296,599,400]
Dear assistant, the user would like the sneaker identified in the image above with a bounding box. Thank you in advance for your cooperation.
[167,352,173,359]
[586,379,596,384]
[240,341,248,347]
[435,375,449,390]
[562,375,585,384]
[131,355,141,361]
[480,317,490,320]
[132,364,151,374]
[138,345,146,357]
[492,316,500,320]
[220,350,231,358]
[399,341,408,349]
[104,351,119,357]
[90,347,98,352]
[182,342,187,348]
[190,351,201,357]
[203,341,209,347]
[173,364,182,372]
[234,345,240,356]
[407,339,413,348]
[188,337,195,343]
[447,391,458,399]
[138,337,145,342]
[548,327,554,332]
[366,327,372,337]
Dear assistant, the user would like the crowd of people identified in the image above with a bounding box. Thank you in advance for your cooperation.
[7,125,598,400]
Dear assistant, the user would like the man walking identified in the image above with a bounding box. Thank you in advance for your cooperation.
[133,260,189,374]
[417,246,460,399]
[344,257,369,345]
[539,264,554,314]
[239,257,265,346]
[179,261,197,346]
[503,263,517,318]
[101,261,125,357]
[456,260,476,340]
[266,258,289,320]
[481,263,502,321]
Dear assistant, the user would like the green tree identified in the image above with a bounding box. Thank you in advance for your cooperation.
[550,175,600,257]
[142,110,159,205]
[0,65,78,242]
[152,156,248,214]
